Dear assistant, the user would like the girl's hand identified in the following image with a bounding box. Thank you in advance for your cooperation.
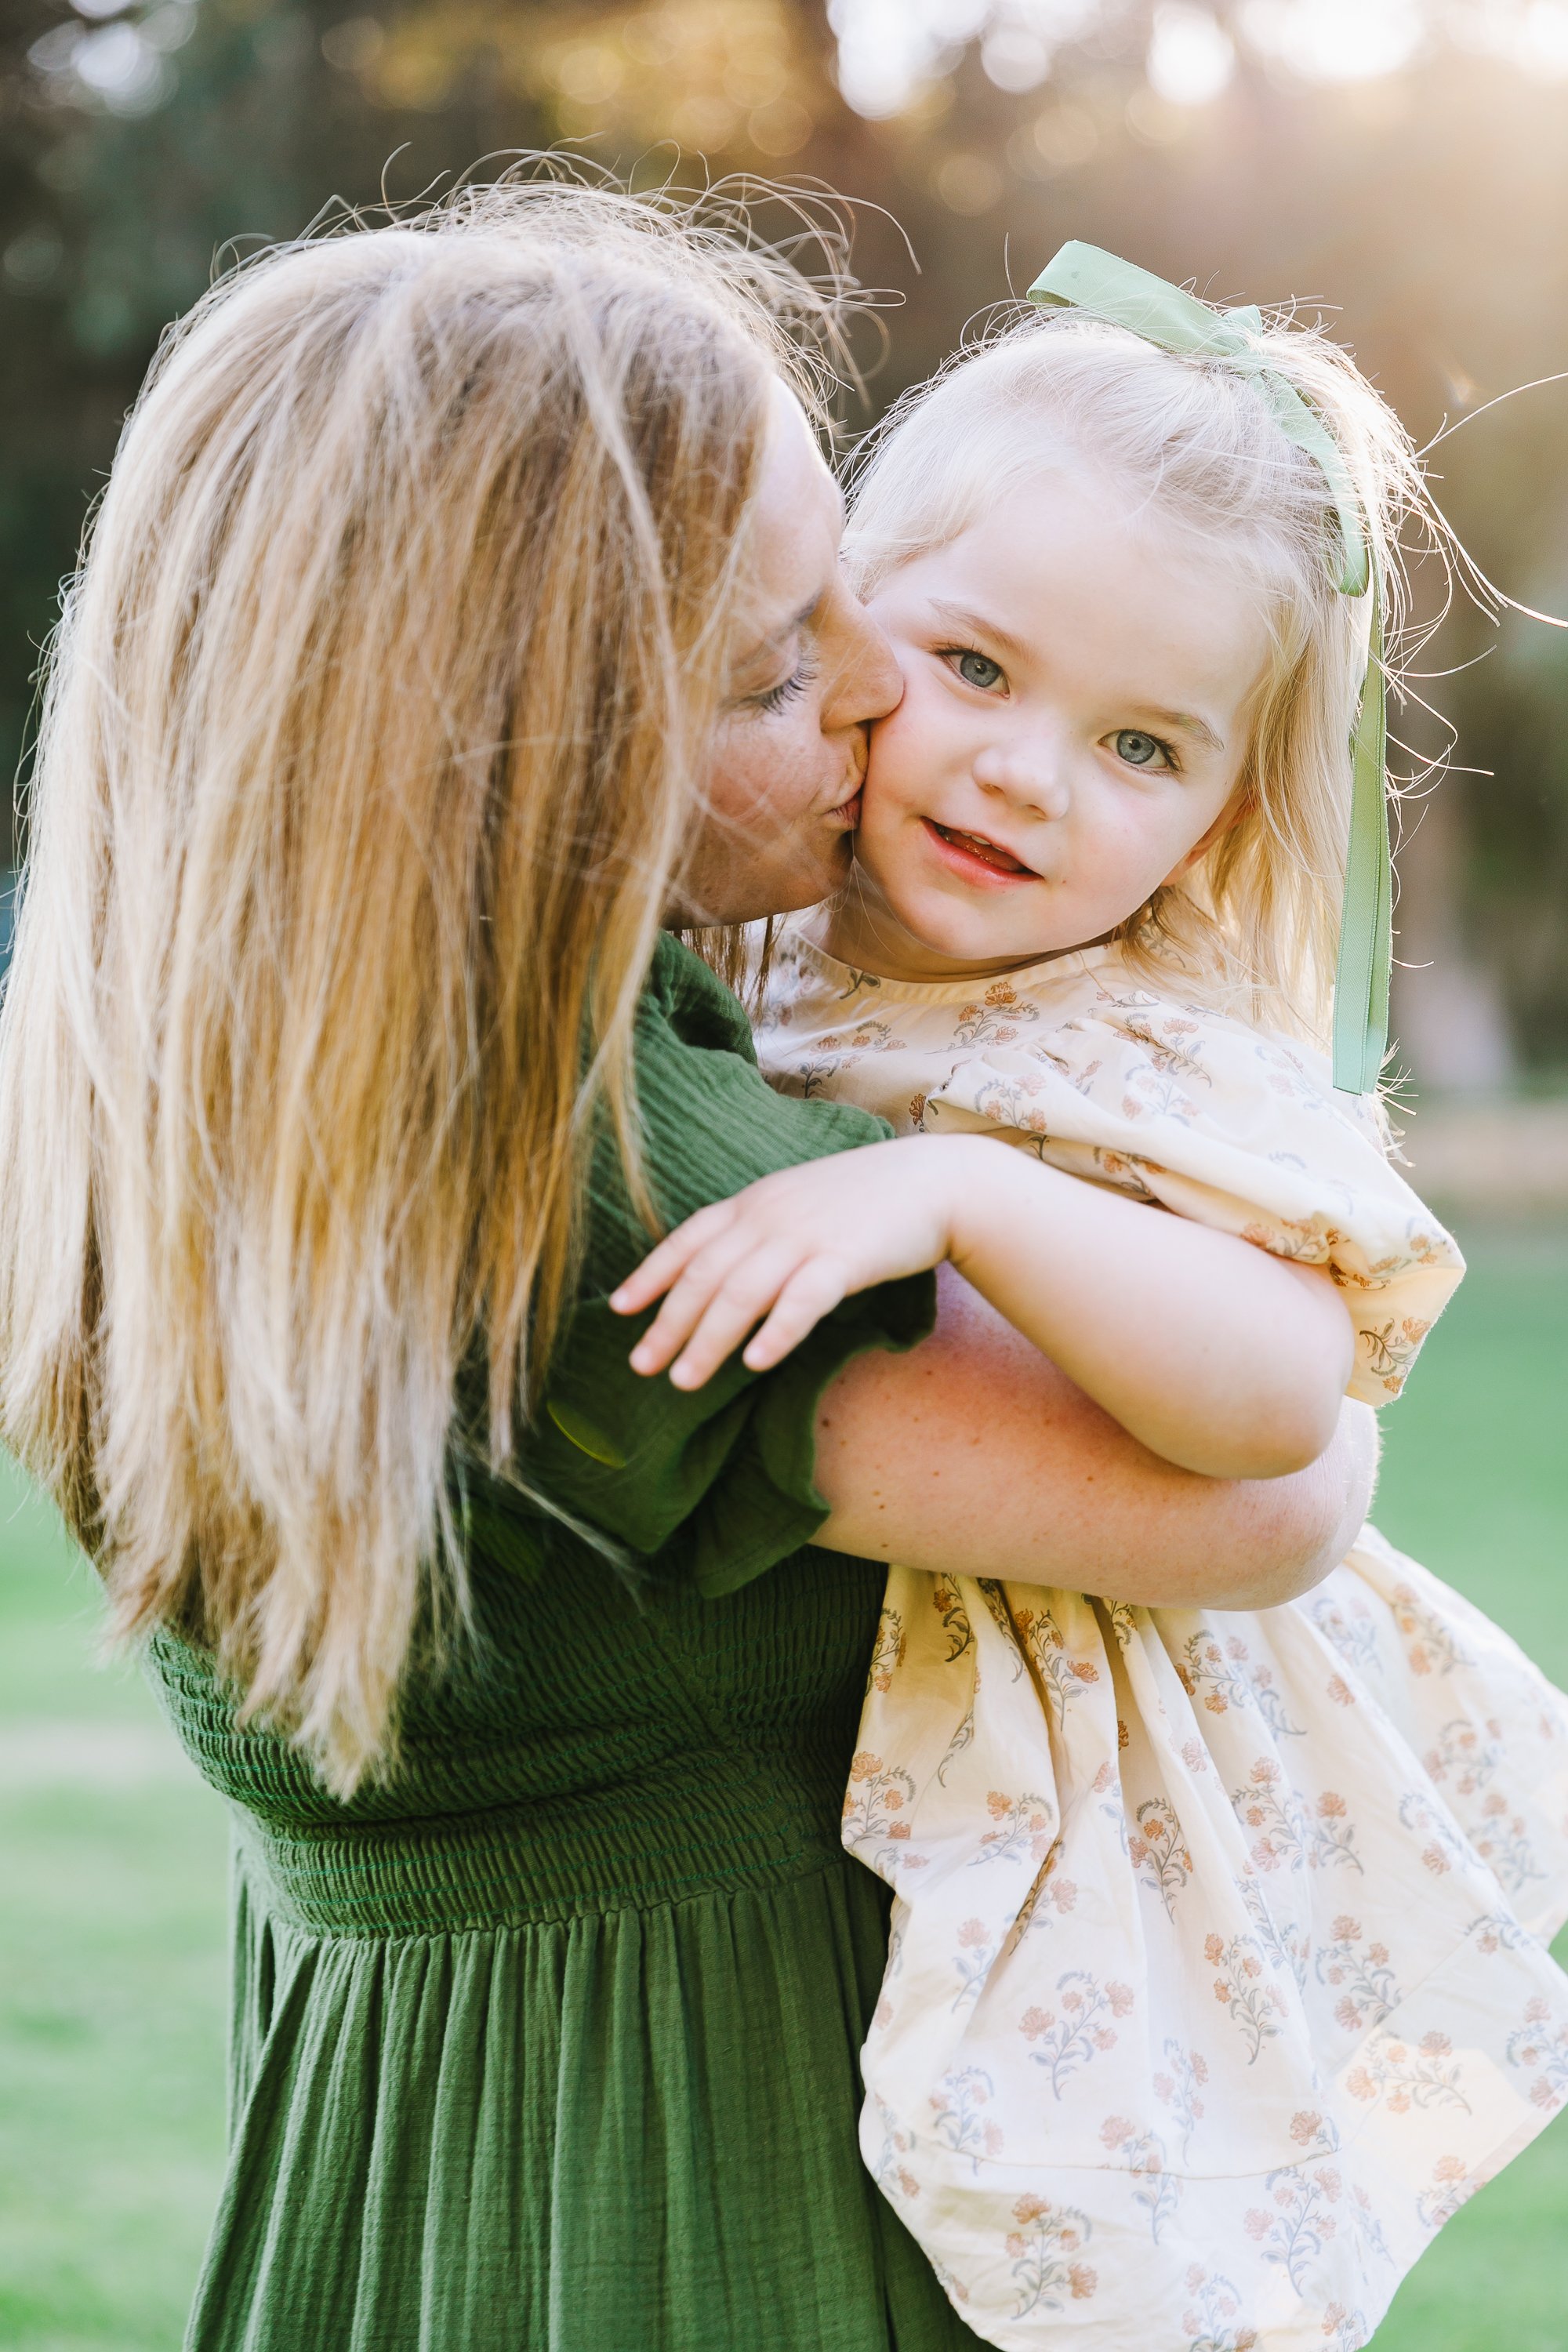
[609,1137,990,1390]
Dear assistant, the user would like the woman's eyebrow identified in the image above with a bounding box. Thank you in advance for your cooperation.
[774,591,823,644]
[735,593,822,676]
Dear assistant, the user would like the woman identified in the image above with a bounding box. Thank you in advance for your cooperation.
[0,183,1374,2350]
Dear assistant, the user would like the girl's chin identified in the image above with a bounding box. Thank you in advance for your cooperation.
[879,913,1055,975]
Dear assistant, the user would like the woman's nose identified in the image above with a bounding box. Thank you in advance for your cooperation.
[973,746,1069,823]
[822,579,902,731]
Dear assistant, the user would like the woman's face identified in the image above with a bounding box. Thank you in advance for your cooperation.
[678,384,902,927]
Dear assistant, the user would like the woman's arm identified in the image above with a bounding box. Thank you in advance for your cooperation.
[814,1266,1377,1610]
[613,1134,1355,1479]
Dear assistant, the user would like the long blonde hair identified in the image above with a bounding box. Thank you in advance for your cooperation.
[0,177,834,1791]
[844,304,1446,1046]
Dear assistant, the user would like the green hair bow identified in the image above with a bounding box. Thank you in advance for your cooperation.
[1027,241,1389,1097]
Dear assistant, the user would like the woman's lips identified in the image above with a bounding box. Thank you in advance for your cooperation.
[923,817,1040,884]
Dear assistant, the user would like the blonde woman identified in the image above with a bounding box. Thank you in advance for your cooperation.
[0,185,1373,2351]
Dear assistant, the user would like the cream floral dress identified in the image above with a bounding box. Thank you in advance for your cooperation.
[757,921,1568,2352]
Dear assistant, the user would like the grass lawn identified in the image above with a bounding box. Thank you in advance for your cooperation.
[0,1222,1563,2349]
[1356,1222,1568,2352]
[0,1500,229,2349]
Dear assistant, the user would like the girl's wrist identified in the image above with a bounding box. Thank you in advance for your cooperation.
[942,1138,1061,1275]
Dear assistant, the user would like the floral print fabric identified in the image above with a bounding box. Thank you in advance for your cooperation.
[757,931,1464,1406]
[757,926,1568,2352]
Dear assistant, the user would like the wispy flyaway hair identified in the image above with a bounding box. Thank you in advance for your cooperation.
[0,174,841,1792]
[844,301,1448,1045]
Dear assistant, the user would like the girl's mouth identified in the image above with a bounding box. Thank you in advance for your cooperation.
[924,818,1040,883]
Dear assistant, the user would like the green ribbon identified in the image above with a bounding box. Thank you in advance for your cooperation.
[1026,241,1389,1094]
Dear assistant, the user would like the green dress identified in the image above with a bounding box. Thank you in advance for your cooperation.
[145,935,989,2352]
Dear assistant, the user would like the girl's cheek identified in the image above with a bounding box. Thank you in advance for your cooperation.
[856,752,927,902]
[866,673,950,806]
[858,771,909,866]
[862,716,920,818]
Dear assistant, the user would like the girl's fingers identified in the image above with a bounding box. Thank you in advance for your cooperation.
[664,1241,810,1390]
[739,1258,851,1372]
[627,1225,763,1373]
[609,1202,735,1316]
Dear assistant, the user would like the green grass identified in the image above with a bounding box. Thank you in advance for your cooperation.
[0,1226,1564,2348]
[0,1479,229,2352]
[1362,1223,1568,2352]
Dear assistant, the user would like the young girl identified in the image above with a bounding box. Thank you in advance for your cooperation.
[612,249,1568,2350]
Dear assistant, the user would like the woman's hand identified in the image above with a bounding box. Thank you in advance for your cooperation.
[609,1137,986,1390]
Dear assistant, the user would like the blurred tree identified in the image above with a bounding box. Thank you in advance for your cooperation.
[4,0,1568,1078]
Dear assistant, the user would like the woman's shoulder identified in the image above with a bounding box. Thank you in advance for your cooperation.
[641,930,759,1062]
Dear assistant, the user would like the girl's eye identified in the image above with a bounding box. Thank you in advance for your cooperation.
[948,648,1006,692]
[1112,728,1173,771]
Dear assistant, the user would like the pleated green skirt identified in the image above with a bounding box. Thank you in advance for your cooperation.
[150,1536,988,2352]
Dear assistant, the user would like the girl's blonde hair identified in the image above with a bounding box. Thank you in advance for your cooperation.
[0,176,838,1793]
[844,303,1439,1046]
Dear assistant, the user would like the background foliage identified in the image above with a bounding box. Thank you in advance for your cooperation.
[5,0,1568,1073]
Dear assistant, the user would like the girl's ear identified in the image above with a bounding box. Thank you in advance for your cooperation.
[1161,788,1252,885]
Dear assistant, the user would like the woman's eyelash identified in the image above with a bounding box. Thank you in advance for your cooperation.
[752,658,818,716]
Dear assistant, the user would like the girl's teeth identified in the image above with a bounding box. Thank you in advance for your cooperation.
[938,823,1029,874]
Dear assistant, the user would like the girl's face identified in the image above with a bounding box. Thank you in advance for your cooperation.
[830,470,1272,983]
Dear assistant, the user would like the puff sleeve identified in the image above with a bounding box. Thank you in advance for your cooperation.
[919,986,1462,1404]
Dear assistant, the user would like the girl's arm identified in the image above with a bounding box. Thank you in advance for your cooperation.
[611,1134,1355,1482]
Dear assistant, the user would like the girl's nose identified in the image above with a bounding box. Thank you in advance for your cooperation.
[973,746,1069,824]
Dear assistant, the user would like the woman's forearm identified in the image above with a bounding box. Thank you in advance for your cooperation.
[812,1265,1377,1609]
